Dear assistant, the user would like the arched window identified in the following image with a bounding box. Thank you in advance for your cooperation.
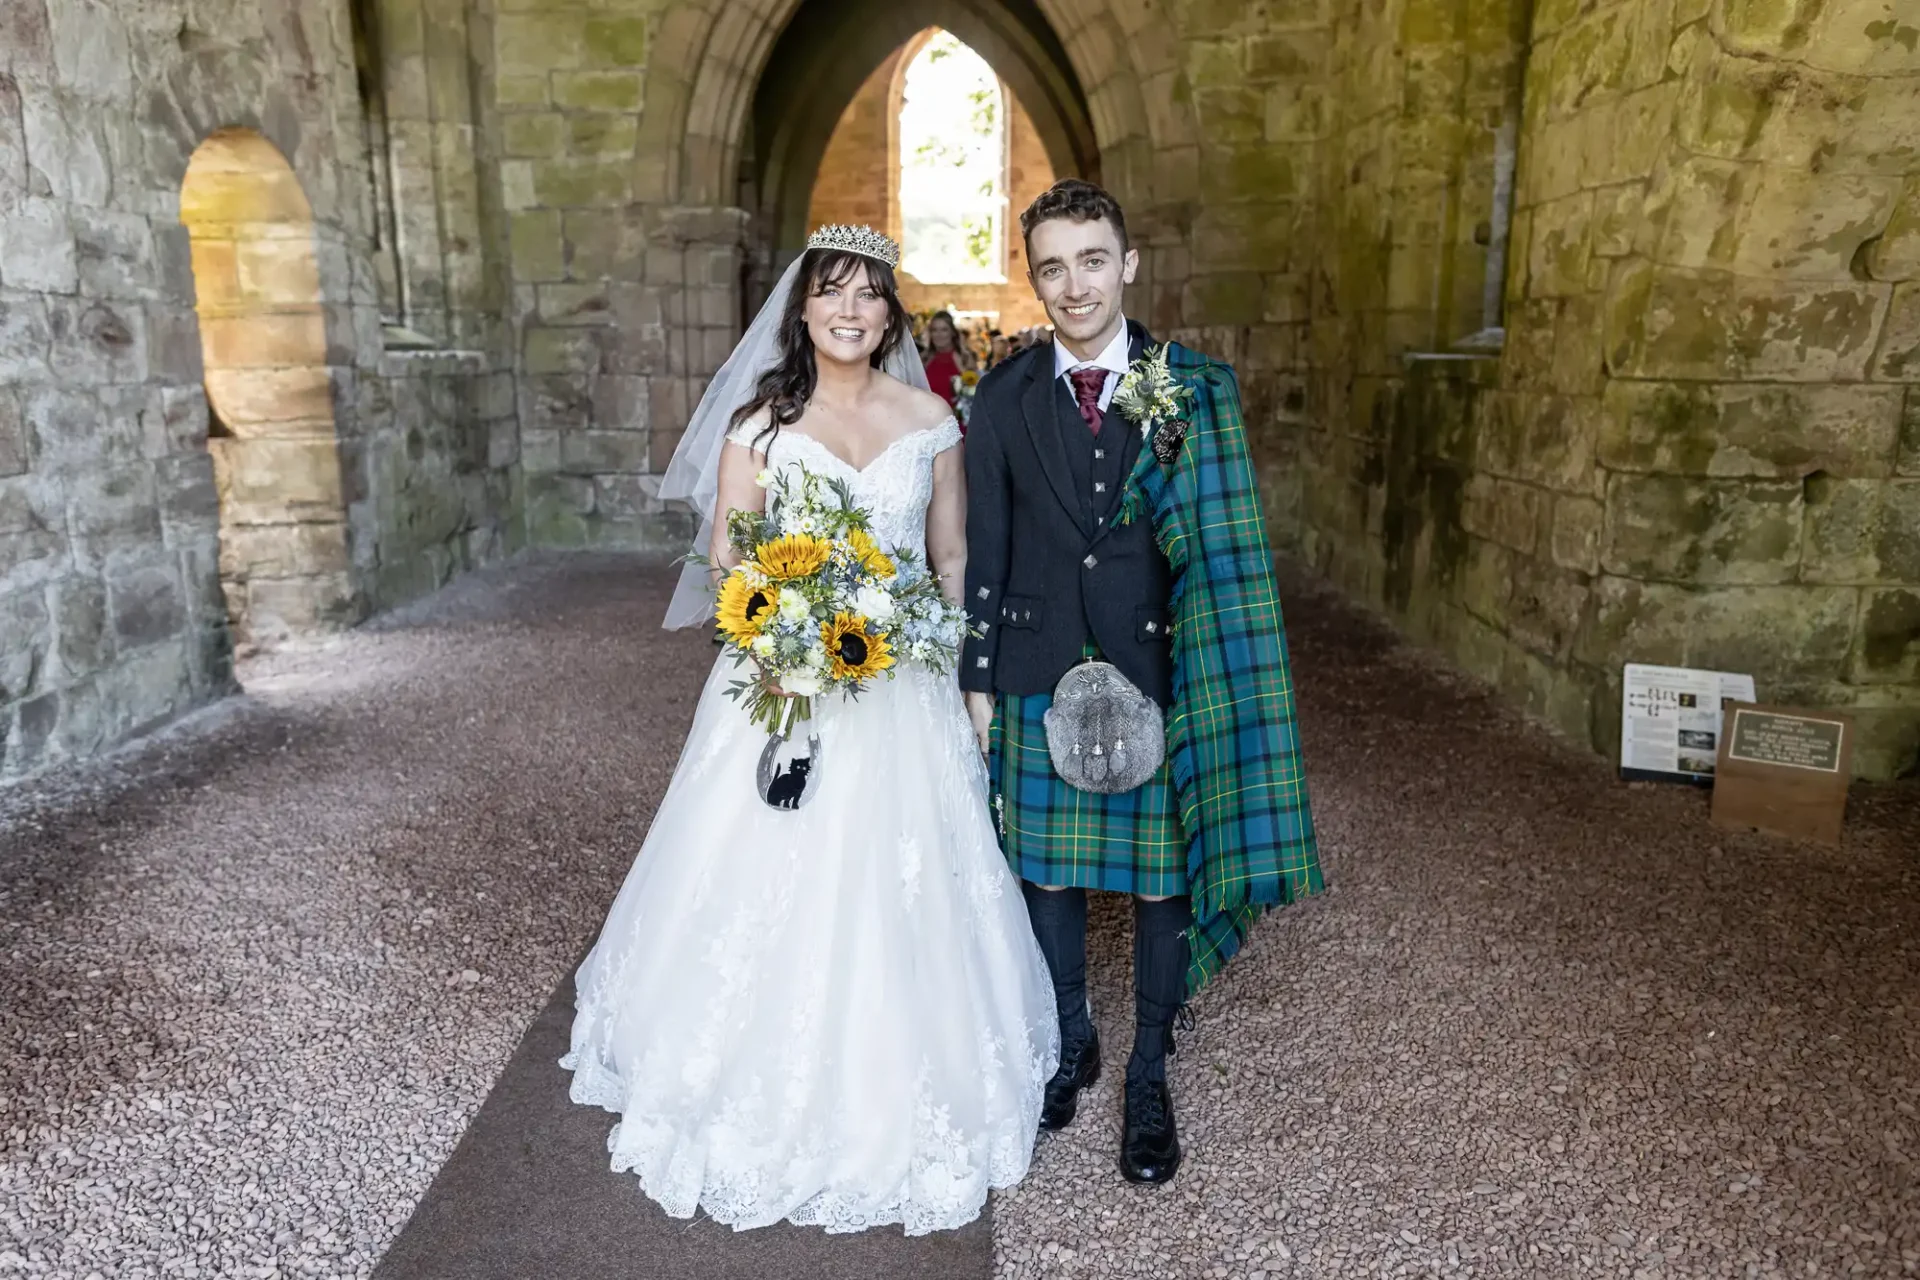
[897,31,1007,284]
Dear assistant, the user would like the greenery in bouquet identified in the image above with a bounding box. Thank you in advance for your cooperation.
[1111,342,1193,435]
[709,462,974,735]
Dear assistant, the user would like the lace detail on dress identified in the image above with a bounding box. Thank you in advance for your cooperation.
[560,411,1054,1238]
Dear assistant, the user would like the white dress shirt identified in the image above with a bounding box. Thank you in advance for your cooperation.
[1052,317,1132,412]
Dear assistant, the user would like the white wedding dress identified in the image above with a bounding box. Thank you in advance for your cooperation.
[561,416,1059,1235]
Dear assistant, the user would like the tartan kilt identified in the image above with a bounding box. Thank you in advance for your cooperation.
[988,669,1186,897]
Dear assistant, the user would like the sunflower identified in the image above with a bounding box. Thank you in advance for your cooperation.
[715,572,780,642]
[822,612,893,681]
[846,527,896,579]
[754,533,832,581]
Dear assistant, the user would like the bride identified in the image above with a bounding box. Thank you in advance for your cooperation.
[560,224,1059,1235]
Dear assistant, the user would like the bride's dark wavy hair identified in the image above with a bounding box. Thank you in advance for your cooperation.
[729,248,911,450]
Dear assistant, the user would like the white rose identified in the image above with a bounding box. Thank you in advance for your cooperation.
[853,586,896,622]
[782,672,823,697]
[751,634,775,657]
[778,591,811,623]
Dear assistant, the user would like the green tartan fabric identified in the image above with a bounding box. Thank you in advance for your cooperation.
[1117,344,1323,995]
[988,651,1186,896]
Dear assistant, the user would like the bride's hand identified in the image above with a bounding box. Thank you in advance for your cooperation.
[965,692,994,757]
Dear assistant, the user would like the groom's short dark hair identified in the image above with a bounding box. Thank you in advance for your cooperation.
[1020,179,1129,258]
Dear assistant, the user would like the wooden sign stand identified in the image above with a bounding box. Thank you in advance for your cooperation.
[1709,702,1854,846]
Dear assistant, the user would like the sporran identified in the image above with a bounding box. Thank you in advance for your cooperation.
[1043,661,1164,794]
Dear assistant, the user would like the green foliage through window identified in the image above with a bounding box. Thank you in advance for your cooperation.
[898,30,1007,284]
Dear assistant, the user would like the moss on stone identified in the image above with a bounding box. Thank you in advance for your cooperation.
[1380,365,1481,613]
[494,14,585,74]
[510,211,565,282]
[1603,475,1804,583]
[524,474,592,548]
[583,16,648,67]
[1184,273,1267,324]
[1200,145,1301,204]
[1898,390,1920,476]
[568,114,638,157]
[552,70,643,112]
[501,112,566,158]
[532,157,630,207]
[1860,589,1920,679]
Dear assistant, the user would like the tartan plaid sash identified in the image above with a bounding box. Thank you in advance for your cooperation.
[1117,344,1323,994]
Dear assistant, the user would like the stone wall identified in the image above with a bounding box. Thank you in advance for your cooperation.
[1158,0,1330,558]
[1289,0,1920,778]
[491,0,1212,554]
[492,2,719,552]
[807,53,901,247]
[0,0,518,782]
[9,0,1914,783]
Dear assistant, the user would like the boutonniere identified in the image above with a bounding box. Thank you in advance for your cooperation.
[1111,344,1194,466]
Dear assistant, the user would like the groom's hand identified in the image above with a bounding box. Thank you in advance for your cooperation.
[965,692,995,757]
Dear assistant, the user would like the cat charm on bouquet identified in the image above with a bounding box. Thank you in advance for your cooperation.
[706,460,975,808]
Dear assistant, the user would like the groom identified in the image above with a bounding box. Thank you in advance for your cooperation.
[961,179,1195,1184]
[965,178,1323,1185]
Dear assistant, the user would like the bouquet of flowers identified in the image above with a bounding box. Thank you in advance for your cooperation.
[951,368,980,427]
[711,461,973,735]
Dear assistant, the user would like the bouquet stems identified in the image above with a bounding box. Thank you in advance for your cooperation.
[747,686,813,738]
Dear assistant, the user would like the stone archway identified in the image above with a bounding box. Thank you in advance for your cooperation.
[804,27,1060,331]
[643,0,1192,213]
[633,0,1200,339]
[749,0,1098,264]
[179,129,355,653]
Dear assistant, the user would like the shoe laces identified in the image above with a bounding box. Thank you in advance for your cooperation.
[1051,1035,1094,1083]
[1126,1080,1169,1129]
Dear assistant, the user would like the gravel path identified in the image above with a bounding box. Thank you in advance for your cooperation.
[993,580,1920,1279]
[1,554,1915,1280]
[0,555,712,1280]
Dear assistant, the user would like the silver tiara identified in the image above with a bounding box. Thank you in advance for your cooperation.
[807,224,900,269]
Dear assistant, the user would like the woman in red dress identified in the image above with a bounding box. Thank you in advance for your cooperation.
[922,311,974,412]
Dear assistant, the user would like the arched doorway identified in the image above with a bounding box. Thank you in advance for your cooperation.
[179,129,354,652]
[620,0,1198,471]
[737,0,1100,319]
[804,27,1057,333]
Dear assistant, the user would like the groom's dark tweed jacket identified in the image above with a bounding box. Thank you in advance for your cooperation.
[960,322,1174,705]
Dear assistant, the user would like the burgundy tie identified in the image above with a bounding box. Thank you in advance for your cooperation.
[1068,367,1105,435]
